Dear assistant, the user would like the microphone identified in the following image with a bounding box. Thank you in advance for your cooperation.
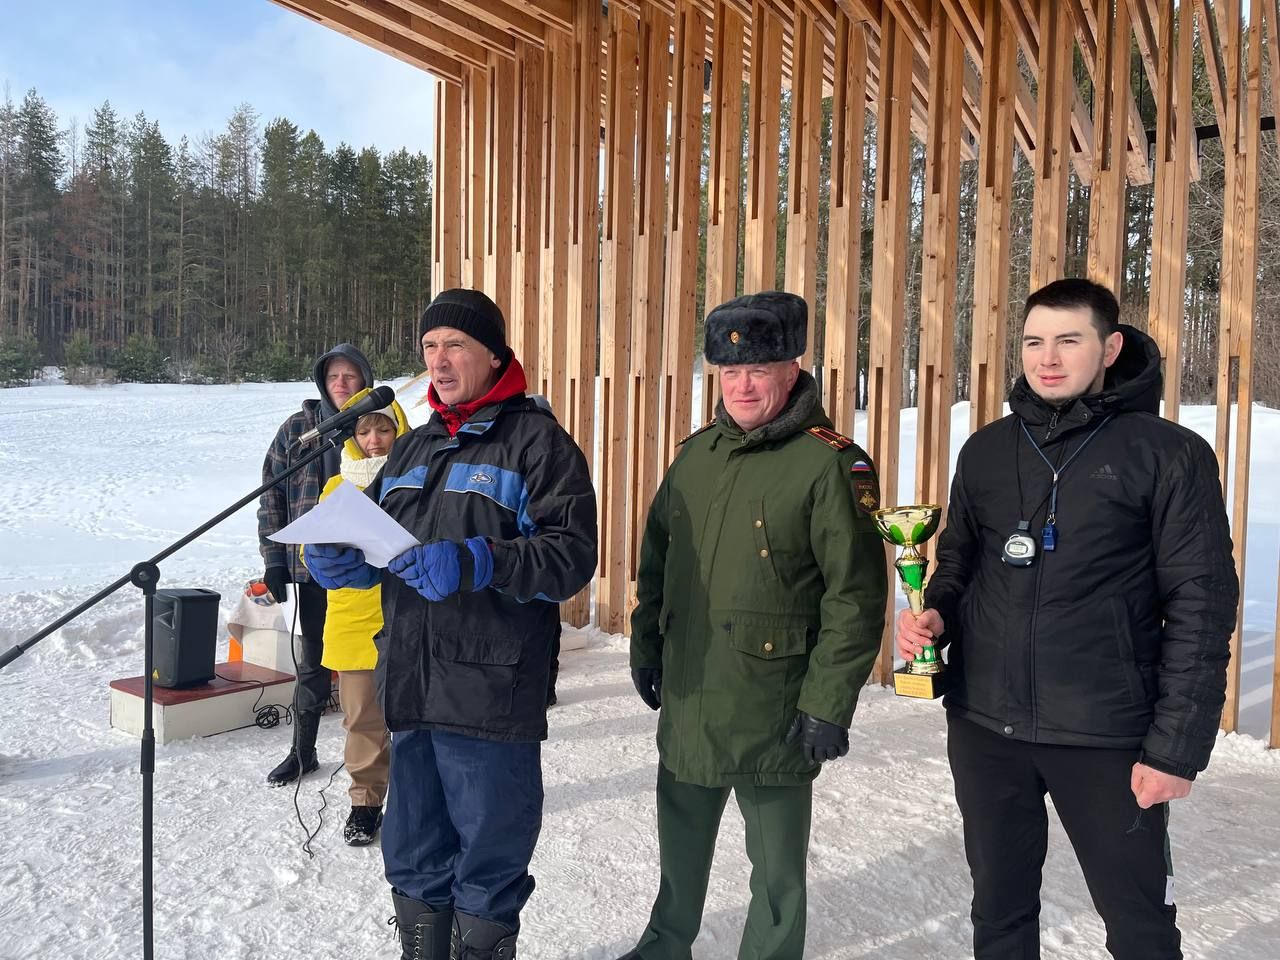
[296,385,396,445]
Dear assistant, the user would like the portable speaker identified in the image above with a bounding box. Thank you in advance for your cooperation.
[152,588,220,688]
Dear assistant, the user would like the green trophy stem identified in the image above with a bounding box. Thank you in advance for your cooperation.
[896,549,938,667]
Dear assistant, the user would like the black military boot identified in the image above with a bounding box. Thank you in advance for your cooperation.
[391,890,453,960]
[266,711,320,786]
[450,912,517,960]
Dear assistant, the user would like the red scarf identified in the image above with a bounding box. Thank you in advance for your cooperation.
[427,357,528,436]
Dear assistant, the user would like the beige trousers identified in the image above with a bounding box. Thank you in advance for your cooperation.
[338,670,390,807]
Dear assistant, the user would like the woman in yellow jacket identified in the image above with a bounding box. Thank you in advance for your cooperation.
[307,387,410,845]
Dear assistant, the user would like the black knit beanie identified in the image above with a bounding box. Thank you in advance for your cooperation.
[419,288,510,361]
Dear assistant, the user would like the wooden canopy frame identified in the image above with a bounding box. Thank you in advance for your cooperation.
[273,0,1279,748]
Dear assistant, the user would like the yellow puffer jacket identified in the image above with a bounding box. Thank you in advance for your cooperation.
[312,387,411,672]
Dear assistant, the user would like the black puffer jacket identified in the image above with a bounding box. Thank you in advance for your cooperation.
[924,325,1237,778]
[368,394,597,741]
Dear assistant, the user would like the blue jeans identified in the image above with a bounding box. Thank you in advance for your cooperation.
[382,729,543,928]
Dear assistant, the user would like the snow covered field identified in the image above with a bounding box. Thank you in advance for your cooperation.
[1,376,1278,960]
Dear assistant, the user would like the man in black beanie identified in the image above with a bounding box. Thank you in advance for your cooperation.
[302,288,598,960]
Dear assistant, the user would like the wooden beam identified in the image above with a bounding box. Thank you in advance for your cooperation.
[539,31,572,416]
[661,0,707,465]
[1085,0,1131,288]
[1028,0,1073,288]
[448,0,551,45]
[823,13,868,435]
[385,0,522,58]
[867,6,913,686]
[600,4,639,635]
[270,0,465,84]
[506,0,575,33]
[512,42,544,375]
[1215,0,1261,734]
[916,4,964,530]
[970,0,1016,433]
[1195,0,1230,134]
[784,5,825,365]
[744,0,784,292]
[432,82,463,294]
[1147,0,1193,419]
[704,0,747,424]
[484,55,517,320]
[462,64,489,288]
[627,4,672,611]
[342,0,493,67]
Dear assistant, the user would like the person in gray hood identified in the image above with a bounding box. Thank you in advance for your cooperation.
[257,343,375,786]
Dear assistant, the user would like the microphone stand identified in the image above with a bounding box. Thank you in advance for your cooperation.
[0,429,352,960]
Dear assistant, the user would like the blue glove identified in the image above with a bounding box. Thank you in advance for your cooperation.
[389,537,493,601]
[303,544,379,591]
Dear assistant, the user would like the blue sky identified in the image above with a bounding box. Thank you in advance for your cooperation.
[0,0,438,156]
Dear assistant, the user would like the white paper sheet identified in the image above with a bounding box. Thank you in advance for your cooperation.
[267,480,419,568]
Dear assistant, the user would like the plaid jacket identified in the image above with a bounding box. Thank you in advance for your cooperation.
[257,399,330,580]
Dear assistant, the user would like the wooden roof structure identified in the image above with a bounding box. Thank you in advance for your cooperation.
[271,0,1279,747]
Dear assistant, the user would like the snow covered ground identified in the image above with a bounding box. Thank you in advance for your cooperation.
[1,376,1278,960]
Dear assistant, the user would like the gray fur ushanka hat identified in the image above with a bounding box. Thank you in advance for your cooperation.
[703,291,807,365]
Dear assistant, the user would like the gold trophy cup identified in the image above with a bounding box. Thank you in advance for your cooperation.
[872,504,950,700]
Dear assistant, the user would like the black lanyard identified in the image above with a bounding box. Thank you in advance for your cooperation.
[1016,415,1113,550]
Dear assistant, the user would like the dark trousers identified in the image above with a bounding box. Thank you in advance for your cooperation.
[293,579,330,723]
[948,715,1180,960]
[382,729,543,929]
[632,763,812,960]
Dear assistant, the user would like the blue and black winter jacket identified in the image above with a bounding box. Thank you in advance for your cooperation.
[368,393,597,741]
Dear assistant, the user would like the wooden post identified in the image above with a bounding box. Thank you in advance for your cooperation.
[867,8,914,686]
[539,31,572,418]
[823,14,868,436]
[512,42,545,375]
[1216,0,1261,734]
[626,4,672,620]
[463,63,489,290]
[562,0,603,628]
[1147,0,1193,419]
[916,6,964,529]
[703,0,746,425]
[660,0,707,466]
[783,6,824,366]
[432,82,463,297]
[600,5,639,635]
[485,53,516,320]
[1028,0,1074,289]
[970,0,1017,433]
[1085,0,1130,290]
[743,0,783,293]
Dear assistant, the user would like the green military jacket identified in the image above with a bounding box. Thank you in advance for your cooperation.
[631,372,888,787]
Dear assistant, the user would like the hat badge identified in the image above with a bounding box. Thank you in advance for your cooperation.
[729,330,740,344]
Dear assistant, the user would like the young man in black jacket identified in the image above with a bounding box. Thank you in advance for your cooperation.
[896,278,1237,959]
[304,289,598,960]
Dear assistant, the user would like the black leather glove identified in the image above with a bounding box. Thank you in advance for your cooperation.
[784,712,850,765]
[631,667,663,711]
[263,566,290,604]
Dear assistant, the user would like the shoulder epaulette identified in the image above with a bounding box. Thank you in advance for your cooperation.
[678,419,716,446]
[804,425,854,451]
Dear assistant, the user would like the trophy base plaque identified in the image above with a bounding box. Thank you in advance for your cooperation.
[893,666,952,700]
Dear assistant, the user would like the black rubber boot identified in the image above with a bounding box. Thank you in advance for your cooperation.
[266,711,320,786]
[391,890,453,960]
[450,912,517,960]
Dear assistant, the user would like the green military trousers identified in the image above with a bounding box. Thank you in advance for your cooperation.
[631,763,813,960]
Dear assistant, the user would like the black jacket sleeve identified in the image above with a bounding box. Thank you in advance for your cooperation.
[1140,435,1238,779]
[487,424,599,604]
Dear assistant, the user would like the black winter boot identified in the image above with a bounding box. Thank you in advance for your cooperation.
[266,711,320,786]
[391,890,453,960]
[450,912,517,960]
